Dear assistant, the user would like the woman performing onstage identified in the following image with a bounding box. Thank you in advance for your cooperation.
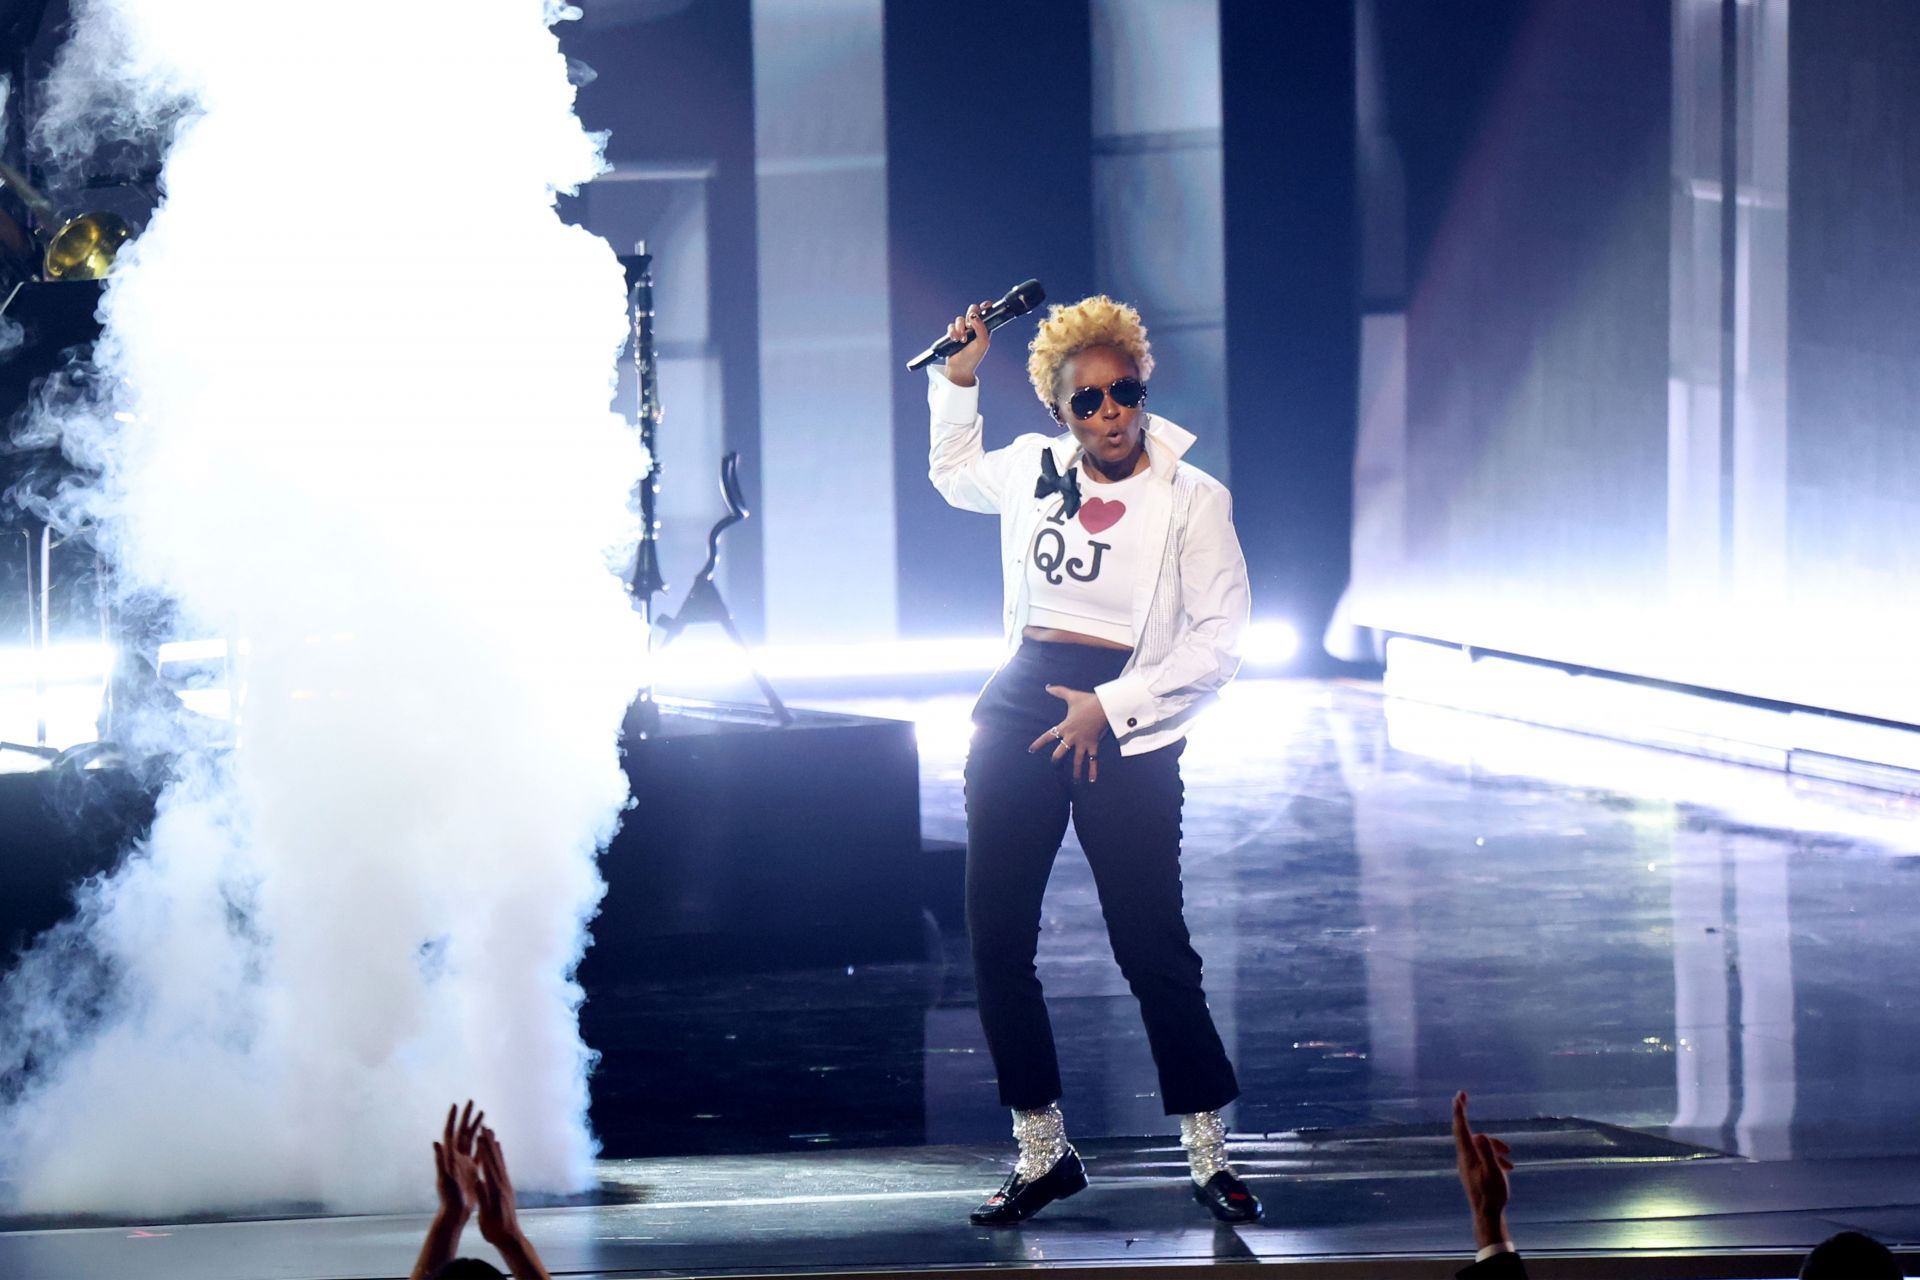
[925,294,1258,1226]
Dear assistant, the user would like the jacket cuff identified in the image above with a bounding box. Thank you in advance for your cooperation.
[926,365,981,424]
[1094,670,1155,740]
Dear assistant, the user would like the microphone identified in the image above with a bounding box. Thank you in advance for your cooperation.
[906,278,1046,370]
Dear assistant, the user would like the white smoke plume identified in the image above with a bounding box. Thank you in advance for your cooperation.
[0,0,646,1214]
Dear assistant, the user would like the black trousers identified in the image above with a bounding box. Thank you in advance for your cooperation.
[964,640,1240,1115]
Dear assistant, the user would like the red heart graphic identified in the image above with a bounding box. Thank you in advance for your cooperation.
[1079,497,1126,535]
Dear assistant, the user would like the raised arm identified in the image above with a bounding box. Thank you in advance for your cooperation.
[474,1127,554,1280]
[411,1102,483,1280]
[927,299,1042,513]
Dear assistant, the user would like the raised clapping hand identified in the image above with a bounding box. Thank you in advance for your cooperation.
[474,1127,523,1250]
[1030,684,1109,782]
[941,299,995,386]
[436,1099,486,1222]
[1452,1090,1515,1252]
[412,1100,553,1280]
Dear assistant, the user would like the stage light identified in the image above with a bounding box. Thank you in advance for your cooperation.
[1382,640,1920,850]
[0,642,114,687]
[157,638,239,665]
[659,622,1304,689]
[805,691,981,766]
[1242,620,1300,668]
[1182,678,1322,777]
[0,643,112,754]
[8,620,1304,748]
[1383,636,1794,769]
[175,689,233,721]
[760,636,1008,679]
[652,634,1009,689]
[81,627,1312,736]
[150,624,1298,697]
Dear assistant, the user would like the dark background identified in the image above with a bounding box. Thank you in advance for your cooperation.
[5,1,1920,720]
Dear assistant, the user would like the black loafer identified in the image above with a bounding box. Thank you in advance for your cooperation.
[970,1148,1089,1225]
[1194,1169,1262,1223]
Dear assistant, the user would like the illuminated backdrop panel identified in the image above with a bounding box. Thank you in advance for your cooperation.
[1346,0,1920,726]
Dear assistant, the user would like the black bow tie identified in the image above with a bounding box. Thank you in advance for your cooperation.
[1035,449,1081,517]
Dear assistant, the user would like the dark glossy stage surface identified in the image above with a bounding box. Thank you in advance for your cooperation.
[6,679,1920,1278]
[593,679,1920,1168]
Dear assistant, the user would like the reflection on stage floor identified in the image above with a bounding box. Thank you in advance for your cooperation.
[591,679,1920,1169]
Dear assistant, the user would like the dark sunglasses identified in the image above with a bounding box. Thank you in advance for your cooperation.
[1067,376,1146,421]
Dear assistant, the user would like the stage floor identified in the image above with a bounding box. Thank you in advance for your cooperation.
[6,1140,1918,1279]
[6,678,1920,1277]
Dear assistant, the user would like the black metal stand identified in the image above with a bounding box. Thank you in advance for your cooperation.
[619,247,667,738]
[616,246,788,728]
[654,453,790,725]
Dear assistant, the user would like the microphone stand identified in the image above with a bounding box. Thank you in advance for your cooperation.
[621,243,667,738]
[617,244,790,732]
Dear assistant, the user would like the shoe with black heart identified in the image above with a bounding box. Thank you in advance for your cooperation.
[969,1148,1089,1225]
[1193,1169,1262,1223]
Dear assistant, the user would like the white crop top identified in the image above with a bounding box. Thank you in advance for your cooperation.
[1024,464,1152,646]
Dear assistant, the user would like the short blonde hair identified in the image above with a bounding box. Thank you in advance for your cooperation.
[1025,294,1155,408]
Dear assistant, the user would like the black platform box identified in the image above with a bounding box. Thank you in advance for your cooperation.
[579,699,927,984]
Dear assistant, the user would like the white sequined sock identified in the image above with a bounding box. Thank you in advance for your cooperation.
[1180,1110,1232,1186]
[1012,1103,1070,1181]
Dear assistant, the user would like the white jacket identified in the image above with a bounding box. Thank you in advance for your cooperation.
[926,368,1250,756]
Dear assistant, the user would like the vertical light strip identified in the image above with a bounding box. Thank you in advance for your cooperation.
[1730,0,1790,610]
[1670,0,1791,641]
[1670,0,1731,607]
[1732,842,1796,1159]
[1088,0,1237,1126]
[1088,0,1230,482]
[1718,0,1740,566]
[750,0,897,645]
[1670,829,1734,1144]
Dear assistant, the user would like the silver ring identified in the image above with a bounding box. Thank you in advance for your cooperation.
[1049,727,1064,740]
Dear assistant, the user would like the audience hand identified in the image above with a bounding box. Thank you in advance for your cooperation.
[413,1101,485,1280]
[474,1129,522,1247]
[1453,1091,1514,1251]
[412,1102,553,1280]
[474,1126,551,1280]
[438,1102,486,1220]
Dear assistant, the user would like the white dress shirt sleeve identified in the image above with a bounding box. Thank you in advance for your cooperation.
[926,366,1007,513]
[1093,480,1250,739]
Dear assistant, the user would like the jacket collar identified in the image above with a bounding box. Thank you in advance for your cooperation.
[1047,413,1193,482]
